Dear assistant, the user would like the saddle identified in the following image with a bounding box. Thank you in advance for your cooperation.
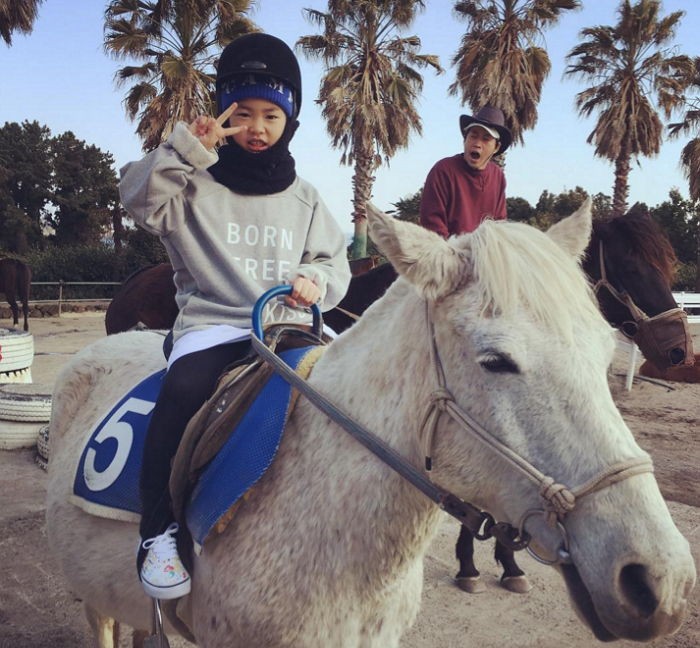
[169,324,329,537]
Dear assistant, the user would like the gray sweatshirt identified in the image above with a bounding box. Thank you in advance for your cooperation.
[119,122,351,341]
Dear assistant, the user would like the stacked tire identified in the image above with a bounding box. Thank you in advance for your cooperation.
[35,423,50,470]
[0,328,34,383]
[0,329,51,468]
[0,384,52,456]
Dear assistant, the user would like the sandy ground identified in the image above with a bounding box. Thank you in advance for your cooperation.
[0,312,698,648]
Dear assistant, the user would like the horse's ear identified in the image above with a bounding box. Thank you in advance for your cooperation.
[546,197,592,262]
[367,203,467,300]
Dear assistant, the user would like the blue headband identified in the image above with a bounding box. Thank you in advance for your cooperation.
[219,74,295,118]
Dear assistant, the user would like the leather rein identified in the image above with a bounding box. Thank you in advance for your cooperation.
[251,302,653,565]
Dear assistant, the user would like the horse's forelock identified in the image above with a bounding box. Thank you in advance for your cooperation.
[598,213,677,285]
[468,221,602,340]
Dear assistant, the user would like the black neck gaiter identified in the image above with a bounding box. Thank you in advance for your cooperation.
[208,120,299,195]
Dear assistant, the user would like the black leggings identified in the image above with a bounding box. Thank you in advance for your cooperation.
[138,339,251,542]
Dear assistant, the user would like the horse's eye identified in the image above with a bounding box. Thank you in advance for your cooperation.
[479,353,519,374]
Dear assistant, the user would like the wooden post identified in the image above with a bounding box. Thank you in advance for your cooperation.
[58,280,64,316]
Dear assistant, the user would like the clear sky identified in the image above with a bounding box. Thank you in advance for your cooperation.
[1,0,698,235]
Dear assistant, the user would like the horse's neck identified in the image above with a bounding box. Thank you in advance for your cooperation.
[320,282,433,450]
[294,286,444,564]
[290,394,444,576]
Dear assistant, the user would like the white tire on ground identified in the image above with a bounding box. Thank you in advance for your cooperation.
[0,367,32,384]
[0,328,34,373]
[0,384,52,422]
[0,420,44,450]
[36,423,50,460]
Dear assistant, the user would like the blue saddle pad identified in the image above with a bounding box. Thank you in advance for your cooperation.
[71,347,315,548]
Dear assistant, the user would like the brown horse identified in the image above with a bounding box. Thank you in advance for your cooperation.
[0,258,31,332]
[103,209,692,594]
[104,263,177,334]
[105,259,380,335]
[106,212,687,347]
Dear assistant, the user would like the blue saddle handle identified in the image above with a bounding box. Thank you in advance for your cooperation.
[252,285,323,340]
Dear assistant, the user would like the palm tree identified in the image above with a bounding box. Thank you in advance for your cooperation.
[668,56,700,202]
[297,0,443,259]
[0,0,43,45]
[565,0,693,217]
[668,56,700,290]
[450,0,581,147]
[104,0,257,152]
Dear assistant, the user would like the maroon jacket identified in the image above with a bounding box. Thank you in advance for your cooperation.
[419,154,506,237]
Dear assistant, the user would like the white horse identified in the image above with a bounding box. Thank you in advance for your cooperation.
[46,201,695,647]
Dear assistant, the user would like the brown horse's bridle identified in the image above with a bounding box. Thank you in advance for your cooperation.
[593,241,693,368]
[592,240,649,333]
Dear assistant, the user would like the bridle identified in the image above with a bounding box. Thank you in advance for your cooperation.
[418,302,653,564]
[251,302,654,566]
[592,240,692,368]
[592,240,649,337]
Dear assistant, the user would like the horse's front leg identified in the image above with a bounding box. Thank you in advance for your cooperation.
[132,629,149,647]
[494,540,532,593]
[84,604,120,647]
[454,525,485,593]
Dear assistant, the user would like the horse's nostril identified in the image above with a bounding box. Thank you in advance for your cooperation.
[619,564,658,618]
[669,348,686,366]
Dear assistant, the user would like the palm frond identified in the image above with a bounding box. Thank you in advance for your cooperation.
[105,0,257,150]
[1,0,44,45]
[298,0,441,256]
[565,0,693,214]
[450,0,579,145]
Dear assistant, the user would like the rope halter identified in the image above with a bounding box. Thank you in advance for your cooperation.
[419,302,654,562]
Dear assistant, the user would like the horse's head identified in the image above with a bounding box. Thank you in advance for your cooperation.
[584,212,693,369]
[366,200,695,642]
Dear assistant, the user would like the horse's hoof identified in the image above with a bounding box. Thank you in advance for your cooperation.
[500,575,532,594]
[454,575,485,593]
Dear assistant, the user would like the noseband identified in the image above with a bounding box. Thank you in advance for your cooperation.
[252,302,654,567]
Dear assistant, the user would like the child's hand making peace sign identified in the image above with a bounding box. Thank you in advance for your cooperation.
[188,103,246,150]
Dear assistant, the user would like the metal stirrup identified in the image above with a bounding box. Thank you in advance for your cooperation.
[143,598,171,648]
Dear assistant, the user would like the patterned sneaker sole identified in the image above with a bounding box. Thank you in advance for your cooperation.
[141,577,192,600]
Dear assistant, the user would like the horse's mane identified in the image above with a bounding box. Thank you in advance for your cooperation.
[593,212,677,284]
[120,263,169,288]
[464,220,603,342]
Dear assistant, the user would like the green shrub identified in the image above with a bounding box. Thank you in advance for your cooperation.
[121,228,169,269]
[673,263,698,292]
[24,233,168,300]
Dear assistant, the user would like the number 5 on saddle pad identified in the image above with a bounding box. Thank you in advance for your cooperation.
[71,344,324,551]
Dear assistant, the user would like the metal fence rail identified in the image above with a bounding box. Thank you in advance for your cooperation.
[30,281,121,315]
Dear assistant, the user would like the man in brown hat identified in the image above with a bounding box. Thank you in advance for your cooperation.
[420,105,512,237]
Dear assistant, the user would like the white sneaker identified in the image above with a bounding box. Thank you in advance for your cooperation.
[139,522,191,599]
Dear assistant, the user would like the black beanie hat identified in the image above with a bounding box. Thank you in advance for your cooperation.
[216,33,302,118]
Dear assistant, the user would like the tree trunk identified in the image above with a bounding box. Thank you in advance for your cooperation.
[349,154,375,260]
[695,222,700,292]
[612,151,630,218]
[12,230,28,255]
[112,205,125,253]
[8,207,30,254]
